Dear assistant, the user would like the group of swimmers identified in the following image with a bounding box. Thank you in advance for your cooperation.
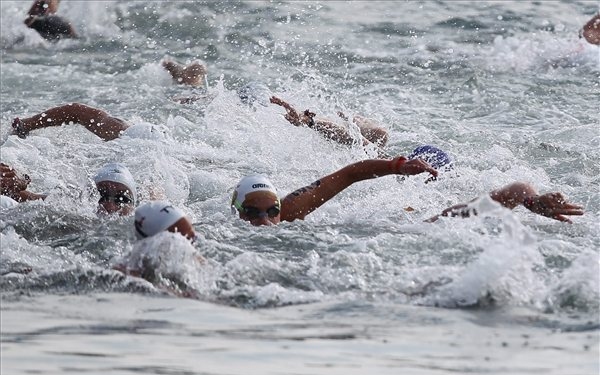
[2,1,591,281]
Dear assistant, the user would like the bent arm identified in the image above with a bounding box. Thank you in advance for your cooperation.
[281,157,437,221]
[15,103,129,141]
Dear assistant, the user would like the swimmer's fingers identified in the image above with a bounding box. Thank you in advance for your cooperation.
[553,214,573,223]
[561,202,584,210]
[553,206,585,222]
[397,159,439,177]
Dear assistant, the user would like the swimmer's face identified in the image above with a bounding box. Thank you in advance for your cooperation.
[167,217,196,242]
[96,181,135,216]
[238,191,281,226]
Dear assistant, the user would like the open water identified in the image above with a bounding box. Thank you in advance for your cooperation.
[1,1,599,374]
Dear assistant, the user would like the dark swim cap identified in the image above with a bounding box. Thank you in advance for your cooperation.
[408,145,452,170]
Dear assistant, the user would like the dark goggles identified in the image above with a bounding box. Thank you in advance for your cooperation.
[241,205,280,219]
[98,190,134,206]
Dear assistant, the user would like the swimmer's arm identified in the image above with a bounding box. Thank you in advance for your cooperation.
[270,96,304,126]
[162,60,207,87]
[280,157,437,221]
[582,14,600,45]
[27,0,59,16]
[17,191,47,202]
[16,103,129,141]
[425,182,584,223]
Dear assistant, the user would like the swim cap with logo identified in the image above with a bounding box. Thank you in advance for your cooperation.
[94,163,137,203]
[134,201,186,240]
[121,123,169,141]
[231,175,279,212]
[408,145,452,171]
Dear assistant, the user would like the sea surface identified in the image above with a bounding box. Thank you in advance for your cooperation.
[1,1,599,374]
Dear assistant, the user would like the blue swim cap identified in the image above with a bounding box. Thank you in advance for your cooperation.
[408,145,452,170]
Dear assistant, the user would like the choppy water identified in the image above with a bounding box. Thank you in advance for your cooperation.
[1,1,599,374]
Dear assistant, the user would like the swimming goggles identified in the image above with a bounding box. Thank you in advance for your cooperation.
[98,190,134,206]
[241,205,280,219]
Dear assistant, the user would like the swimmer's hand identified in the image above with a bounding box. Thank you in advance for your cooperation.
[11,118,29,139]
[394,157,438,178]
[1,163,30,199]
[0,163,46,202]
[270,96,303,126]
[523,193,584,223]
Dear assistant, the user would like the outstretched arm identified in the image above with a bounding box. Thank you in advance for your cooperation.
[426,182,584,223]
[0,163,46,202]
[280,157,437,222]
[582,14,600,45]
[13,103,129,141]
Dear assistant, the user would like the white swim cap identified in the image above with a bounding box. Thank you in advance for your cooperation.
[0,195,19,209]
[231,175,279,211]
[134,201,186,240]
[94,163,137,203]
[121,123,168,141]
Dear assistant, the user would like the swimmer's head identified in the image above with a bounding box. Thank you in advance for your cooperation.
[231,175,281,226]
[120,123,168,141]
[237,82,272,107]
[134,201,195,241]
[94,163,137,215]
[408,145,452,171]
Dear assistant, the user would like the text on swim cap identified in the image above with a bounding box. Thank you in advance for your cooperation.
[252,183,271,189]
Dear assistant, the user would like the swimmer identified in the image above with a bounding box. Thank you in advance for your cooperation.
[269,96,456,170]
[133,201,196,241]
[231,156,438,226]
[426,182,584,223]
[581,14,600,45]
[94,163,137,216]
[24,0,77,41]
[162,58,207,87]
[113,201,201,297]
[0,162,137,215]
[12,103,165,141]
[270,96,389,154]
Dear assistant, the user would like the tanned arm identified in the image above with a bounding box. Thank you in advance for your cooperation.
[280,157,437,222]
